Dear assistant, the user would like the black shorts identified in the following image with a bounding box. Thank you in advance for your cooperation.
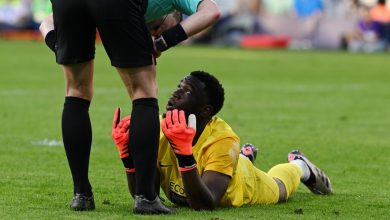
[51,0,153,68]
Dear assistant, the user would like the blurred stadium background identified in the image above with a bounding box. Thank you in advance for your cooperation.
[1,0,390,52]
[1,1,390,219]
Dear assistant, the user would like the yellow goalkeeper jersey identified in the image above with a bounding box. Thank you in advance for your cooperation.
[157,116,281,207]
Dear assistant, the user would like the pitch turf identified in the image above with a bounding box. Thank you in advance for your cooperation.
[0,40,389,219]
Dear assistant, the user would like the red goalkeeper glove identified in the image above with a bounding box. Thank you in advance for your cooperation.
[112,107,134,172]
[162,109,197,171]
[112,107,130,158]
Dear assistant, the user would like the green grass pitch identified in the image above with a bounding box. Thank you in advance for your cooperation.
[0,40,389,219]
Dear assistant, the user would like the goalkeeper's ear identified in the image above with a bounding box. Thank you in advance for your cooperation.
[188,114,196,130]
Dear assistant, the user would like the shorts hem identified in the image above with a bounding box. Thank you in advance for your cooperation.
[56,56,94,65]
[111,57,153,68]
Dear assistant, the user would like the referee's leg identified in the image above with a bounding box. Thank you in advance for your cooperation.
[61,62,95,211]
[51,0,96,211]
[117,66,174,214]
[92,0,174,213]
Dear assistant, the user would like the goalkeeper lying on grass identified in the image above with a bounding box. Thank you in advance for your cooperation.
[112,71,333,211]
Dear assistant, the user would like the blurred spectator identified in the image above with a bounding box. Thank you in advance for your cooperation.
[369,0,390,46]
[323,0,360,18]
[370,0,390,22]
[31,0,51,24]
[341,5,386,52]
[359,0,377,7]
[323,0,343,17]
[263,0,293,16]
[214,0,236,16]
[0,0,50,31]
[193,0,263,46]
[287,0,324,49]
[293,0,324,17]
[0,0,33,31]
[233,0,263,15]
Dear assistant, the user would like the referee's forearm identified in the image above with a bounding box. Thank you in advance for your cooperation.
[180,0,221,37]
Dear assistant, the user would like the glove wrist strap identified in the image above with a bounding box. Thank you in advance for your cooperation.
[125,168,136,173]
[121,157,135,172]
[176,154,197,172]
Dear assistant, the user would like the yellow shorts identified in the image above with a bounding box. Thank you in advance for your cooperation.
[240,160,302,205]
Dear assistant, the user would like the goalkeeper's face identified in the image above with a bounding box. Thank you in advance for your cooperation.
[166,76,209,119]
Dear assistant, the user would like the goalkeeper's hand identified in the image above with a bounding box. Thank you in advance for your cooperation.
[112,107,131,158]
[162,109,196,155]
[162,109,197,172]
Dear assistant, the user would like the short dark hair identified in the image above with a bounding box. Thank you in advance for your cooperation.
[190,71,225,116]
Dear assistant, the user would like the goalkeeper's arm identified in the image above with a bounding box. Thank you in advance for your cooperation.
[162,110,229,210]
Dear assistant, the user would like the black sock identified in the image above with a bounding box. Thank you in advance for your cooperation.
[305,168,317,185]
[129,98,159,200]
[62,96,93,195]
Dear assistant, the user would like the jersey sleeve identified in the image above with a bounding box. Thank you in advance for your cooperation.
[172,0,203,15]
[202,138,240,178]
